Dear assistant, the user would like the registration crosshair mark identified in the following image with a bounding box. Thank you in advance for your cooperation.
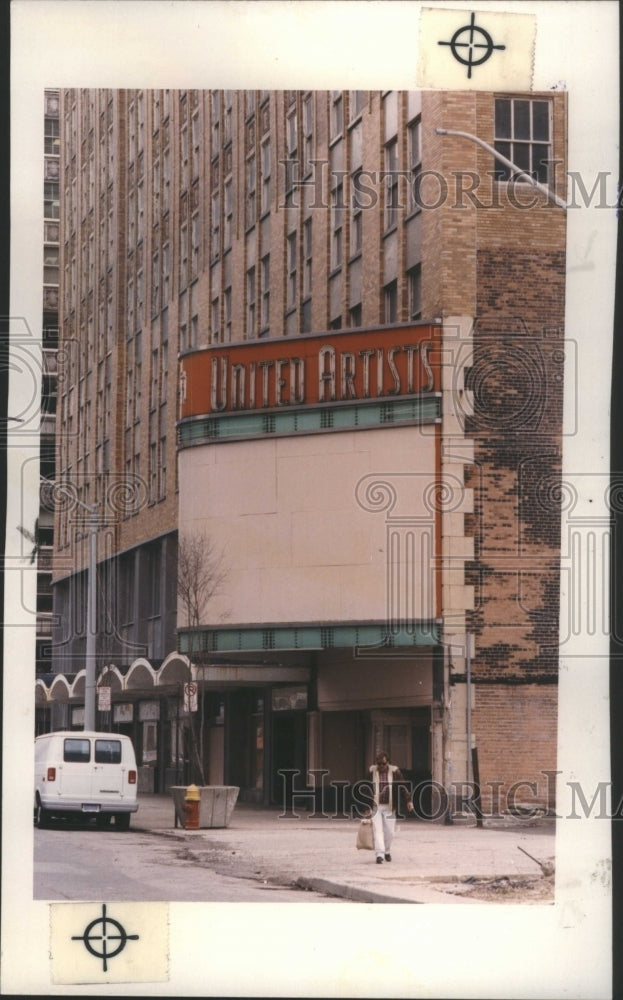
[438,12,506,79]
[72,903,140,972]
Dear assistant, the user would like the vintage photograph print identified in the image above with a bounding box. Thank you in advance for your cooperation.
[3,2,617,997]
[34,85,565,905]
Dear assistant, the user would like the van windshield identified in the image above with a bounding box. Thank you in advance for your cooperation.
[94,739,122,764]
[64,738,90,762]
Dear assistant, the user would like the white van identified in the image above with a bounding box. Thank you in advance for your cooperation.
[34,731,139,830]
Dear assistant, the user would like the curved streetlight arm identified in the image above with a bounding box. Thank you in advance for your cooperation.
[435,127,568,210]
[40,475,99,517]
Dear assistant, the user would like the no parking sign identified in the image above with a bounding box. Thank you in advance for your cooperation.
[183,682,198,713]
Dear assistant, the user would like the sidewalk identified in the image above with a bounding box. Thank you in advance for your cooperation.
[132,794,556,904]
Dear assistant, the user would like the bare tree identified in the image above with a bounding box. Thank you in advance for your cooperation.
[176,531,228,784]
[177,531,228,630]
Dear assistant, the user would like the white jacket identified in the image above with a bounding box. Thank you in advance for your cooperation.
[370,763,400,810]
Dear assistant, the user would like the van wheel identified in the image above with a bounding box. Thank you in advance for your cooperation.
[35,799,50,829]
[115,813,131,831]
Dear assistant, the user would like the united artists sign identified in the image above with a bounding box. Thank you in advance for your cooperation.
[180,324,441,418]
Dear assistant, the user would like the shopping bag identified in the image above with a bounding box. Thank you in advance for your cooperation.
[356,818,374,850]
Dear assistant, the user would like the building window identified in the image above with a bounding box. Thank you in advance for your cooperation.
[159,434,167,500]
[301,298,312,334]
[128,101,136,163]
[189,284,198,350]
[45,116,60,155]
[179,223,188,289]
[151,252,159,316]
[407,117,422,214]
[224,287,232,342]
[286,108,297,158]
[350,169,363,256]
[223,178,232,249]
[191,111,201,181]
[163,146,170,215]
[260,255,270,332]
[330,91,343,140]
[44,182,60,220]
[349,303,362,327]
[494,98,552,184]
[349,90,365,121]
[211,190,220,260]
[302,94,313,175]
[150,345,160,412]
[180,124,189,190]
[211,91,220,149]
[211,297,220,343]
[384,280,398,323]
[223,90,233,145]
[179,290,188,354]
[137,91,145,155]
[162,243,170,304]
[137,182,144,242]
[246,267,256,337]
[152,158,160,219]
[287,232,297,309]
[153,91,160,133]
[149,441,158,502]
[246,153,256,229]
[331,182,344,270]
[191,213,200,279]
[408,264,422,320]
[43,245,59,284]
[384,138,399,231]
[302,218,312,298]
[260,138,271,215]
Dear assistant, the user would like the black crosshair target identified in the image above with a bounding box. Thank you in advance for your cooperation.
[438,12,506,79]
[72,904,139,972]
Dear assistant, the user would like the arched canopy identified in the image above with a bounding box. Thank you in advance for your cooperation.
[126,658,157,691]
[159,652,192,686]
[71,672,85,697]
[98,665,124,692]
[35,679,49,704]
[49,674,73,702]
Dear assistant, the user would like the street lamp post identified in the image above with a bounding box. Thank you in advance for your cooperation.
[41,476,99,731]
[84,502,98,731]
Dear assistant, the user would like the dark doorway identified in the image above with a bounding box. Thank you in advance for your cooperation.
[271,712,307,807]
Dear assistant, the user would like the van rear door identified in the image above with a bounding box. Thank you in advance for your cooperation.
[59,736,92,802]
[92,737,125,803]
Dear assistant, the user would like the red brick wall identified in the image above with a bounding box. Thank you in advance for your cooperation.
[471,684,558,812]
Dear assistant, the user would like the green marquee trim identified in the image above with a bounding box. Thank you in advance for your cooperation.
[178,395,441,447]
[178,622,441,654]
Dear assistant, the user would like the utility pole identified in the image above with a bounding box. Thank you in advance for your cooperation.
[41,477,99,731]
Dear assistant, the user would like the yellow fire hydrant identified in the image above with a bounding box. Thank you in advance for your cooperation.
[184,784,200,829]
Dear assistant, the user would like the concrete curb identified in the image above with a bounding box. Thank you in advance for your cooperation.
[294,876,420,904]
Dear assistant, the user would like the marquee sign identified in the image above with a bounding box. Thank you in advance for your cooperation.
[179,324,441,419]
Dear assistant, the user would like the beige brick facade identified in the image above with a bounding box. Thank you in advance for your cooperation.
[50,87,566,809]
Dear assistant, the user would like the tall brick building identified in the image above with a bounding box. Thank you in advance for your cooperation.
[41,88,567,811]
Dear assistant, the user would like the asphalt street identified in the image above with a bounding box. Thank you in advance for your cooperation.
[33,795,557,905]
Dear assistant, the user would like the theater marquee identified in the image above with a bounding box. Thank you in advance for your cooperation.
[179,323,441,445]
